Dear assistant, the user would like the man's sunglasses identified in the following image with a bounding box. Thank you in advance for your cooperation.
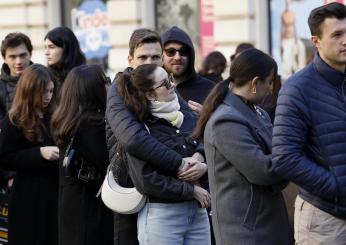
[154,77,174,90]
[164,47,189,57]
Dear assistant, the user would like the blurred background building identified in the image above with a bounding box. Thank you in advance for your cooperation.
[0,0,342,78]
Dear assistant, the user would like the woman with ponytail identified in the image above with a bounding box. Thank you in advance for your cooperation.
[117,63,211,244]
[193,48,292,245]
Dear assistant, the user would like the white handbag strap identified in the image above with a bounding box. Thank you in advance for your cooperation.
[144,123,150,134]
[96,164,111,197]
[97,124,149,198]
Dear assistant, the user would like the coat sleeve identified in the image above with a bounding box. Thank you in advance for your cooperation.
[194,143,205,158]
[126,152,195,201]
[0,117,52,170]
[106,82,182,174]
[212,117,283,186]
[0,107,5,127]
[272,83,338,201]
[74,120,109,175]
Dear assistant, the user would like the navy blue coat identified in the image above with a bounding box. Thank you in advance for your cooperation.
[272,52,346,218]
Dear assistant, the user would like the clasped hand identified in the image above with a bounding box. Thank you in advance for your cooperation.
[178,156,207,182]
[40,146,59,161]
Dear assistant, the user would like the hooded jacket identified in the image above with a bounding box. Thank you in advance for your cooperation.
[162,26,214,104]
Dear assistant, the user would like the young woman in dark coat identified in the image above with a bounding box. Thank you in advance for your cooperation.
[44,26,86,88]
[52,64,113,245]
[0,64,59,245]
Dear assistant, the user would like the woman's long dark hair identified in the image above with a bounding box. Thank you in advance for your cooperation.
[199,51,227,76]
[117,64,158,122]
[44,27,86,83]
[9,64,57,142]
[52,64,107,147]
[193,48,278,140]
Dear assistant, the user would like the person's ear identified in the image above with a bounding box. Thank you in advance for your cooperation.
[128,55,134,67]
[311,36,320,49]
[251,76,260,94]
[145,91,156,101]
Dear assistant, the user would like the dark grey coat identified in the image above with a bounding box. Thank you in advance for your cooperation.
[204,92,292,245]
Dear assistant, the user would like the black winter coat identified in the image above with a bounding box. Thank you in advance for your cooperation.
[0,115,58,245]
[127,109,203,203]
[0,64,18,124]
[58,114,113,245]
[175,74,215,105]
[0,64,18,189]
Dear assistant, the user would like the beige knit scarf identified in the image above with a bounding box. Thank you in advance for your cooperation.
[150,94,184,128]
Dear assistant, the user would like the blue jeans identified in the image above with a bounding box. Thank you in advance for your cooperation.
[137,201,210,245]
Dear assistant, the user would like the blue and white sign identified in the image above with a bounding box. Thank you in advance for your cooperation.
[71,0,111,59]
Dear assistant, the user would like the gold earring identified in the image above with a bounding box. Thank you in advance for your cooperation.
[252,86,257,94]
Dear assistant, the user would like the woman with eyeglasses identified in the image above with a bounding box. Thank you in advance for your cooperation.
[117,63,211,245]
[193,48,292,244]
[51,64,113,245]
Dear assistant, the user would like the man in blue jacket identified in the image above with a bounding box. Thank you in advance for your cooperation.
[272,2,346,244]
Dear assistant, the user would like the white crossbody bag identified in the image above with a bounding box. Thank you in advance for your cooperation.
[99,124,150,214]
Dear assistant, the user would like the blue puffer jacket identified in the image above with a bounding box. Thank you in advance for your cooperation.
[272,52,346,219]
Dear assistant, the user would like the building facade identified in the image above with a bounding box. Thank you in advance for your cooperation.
[0,0,269,74]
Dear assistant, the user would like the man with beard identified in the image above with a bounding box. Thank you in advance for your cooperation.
[162,26,215,114]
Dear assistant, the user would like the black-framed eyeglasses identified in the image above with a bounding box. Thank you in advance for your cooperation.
[164,47,189,57]
[154,77,173,90]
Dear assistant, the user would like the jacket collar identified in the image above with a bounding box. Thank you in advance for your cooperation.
[113,67,133,83]
[223,92,272,148]
[0,63,19,84]
[313,52,344,87]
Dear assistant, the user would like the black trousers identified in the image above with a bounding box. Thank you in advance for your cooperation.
[113,212,138,245]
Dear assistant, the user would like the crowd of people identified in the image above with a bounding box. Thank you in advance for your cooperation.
[0,2,346,245]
